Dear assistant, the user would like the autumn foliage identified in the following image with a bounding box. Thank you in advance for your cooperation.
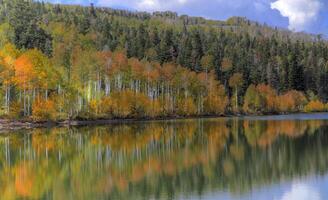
[243,84,277,114]
[304,100,326,113]
[243,84,311,114]
[32,99,57,121]
[0,42,326,121]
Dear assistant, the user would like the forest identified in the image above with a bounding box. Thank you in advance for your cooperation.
[0,0,328,121]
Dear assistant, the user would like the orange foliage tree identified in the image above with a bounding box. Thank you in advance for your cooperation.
[0,43,20,114]
[243,84,277,114]
[32,99,57,121]
[276,90,307,113]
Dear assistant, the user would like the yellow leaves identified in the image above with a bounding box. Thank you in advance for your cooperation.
[304,100,326,113]
[89,99,100,116]
[204,82,228,115]
[14,53,35,89]
[204,94,228,115]
[0,43,19,85]
[221,57,233,72]
[131,92,152,117]
[149,99,163,117]
[8,101,21,119]
[14,49,56,90]
[111,50,128,72]
[204,76,229,115]
[243,84,311,114]
[32,99,57,121]
[83,92,158,119]
[101,90,152,118]
[229,73,243,88]
[243,84,277,114]
[177,97,197,116]
[110,91,134,118]
[161,62,176,82]
[276,90,307,112]
[1,43,20,59]
[129,58,144,79]
[99,97,113,117]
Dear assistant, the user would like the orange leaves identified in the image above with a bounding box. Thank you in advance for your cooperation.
[204,84,228,115]
[109,50,128,75]
[146,62,160,82]
[204,94,228,115]
[32,99,57,121]
[88,99,100,117]
[65,48,230,119]
[243,84,257,113]
[131,92,152,117]
[129,58,144,79]
[159,63,175,84]
[99,97,113,117]
[14,49,56,90]
[243,84,277,114]
[6,42,326,120]
[257,84,277,110]
[110,91,134,118]
[229,73,243,88]
[221,58,233,72]
[177,97,197,116]
[276,90,307,112]
[304,100,326,113]
[243,84,309,114]
[0,43,19,86]
[106,90,152,118]
[14,53,35,89]
[0,43,19,65]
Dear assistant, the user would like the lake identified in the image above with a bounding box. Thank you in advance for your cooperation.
[1,113,328,200]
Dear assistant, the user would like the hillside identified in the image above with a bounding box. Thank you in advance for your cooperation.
[0,0,327,121]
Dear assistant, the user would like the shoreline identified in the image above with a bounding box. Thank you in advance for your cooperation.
[0,112,327,131]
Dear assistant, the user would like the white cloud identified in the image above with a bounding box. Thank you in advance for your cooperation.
[137,0,159,10]
[137,0,189,11]
[280,183,321,200]
[96,0,189,11]
[271,0,322,31]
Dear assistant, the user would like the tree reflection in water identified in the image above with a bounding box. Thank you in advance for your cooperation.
[0,117,327,199]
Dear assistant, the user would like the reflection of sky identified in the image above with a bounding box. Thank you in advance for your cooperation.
[280,182,321,200]
[180,174,328,200]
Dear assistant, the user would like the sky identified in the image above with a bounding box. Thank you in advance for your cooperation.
[43,0,328,36]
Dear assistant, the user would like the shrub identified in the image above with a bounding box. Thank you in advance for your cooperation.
[177,97,197,116]
[304,100,325,113]
[277,90,307,113]
[32,99,57,121]
[9,101,22,119]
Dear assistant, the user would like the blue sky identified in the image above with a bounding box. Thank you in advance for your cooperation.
[43,0,328,36]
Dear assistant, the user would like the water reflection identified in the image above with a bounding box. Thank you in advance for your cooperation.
[0,115,328,199]
[280,182,321,200]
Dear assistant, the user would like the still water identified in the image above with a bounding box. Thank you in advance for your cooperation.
[1,113,328,200]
